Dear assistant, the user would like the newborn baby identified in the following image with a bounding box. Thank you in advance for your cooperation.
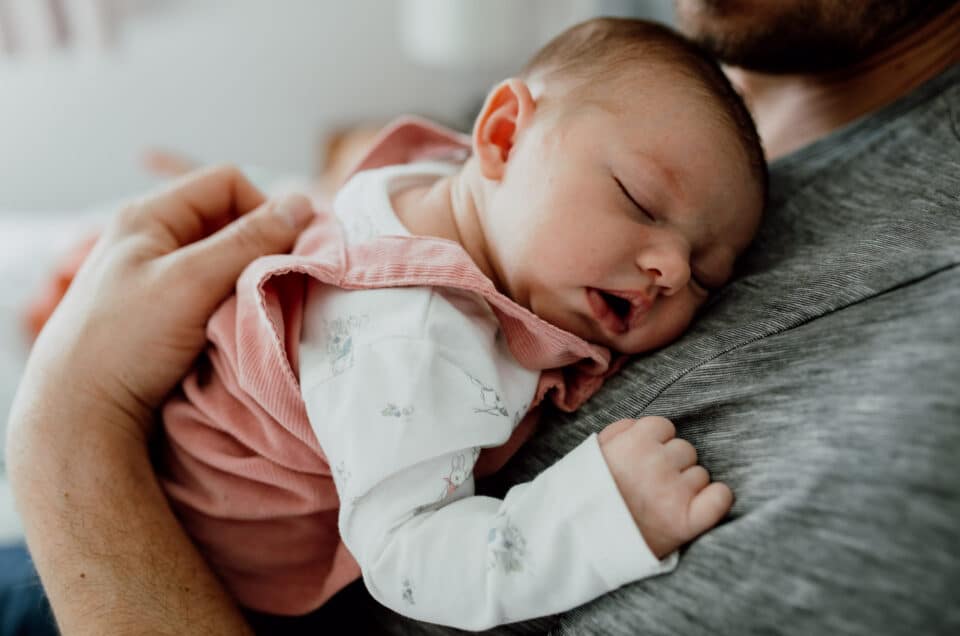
[159,17,765,630]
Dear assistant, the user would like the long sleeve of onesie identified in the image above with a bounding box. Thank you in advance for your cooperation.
[299,284,676,631]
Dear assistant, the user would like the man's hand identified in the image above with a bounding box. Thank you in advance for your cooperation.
[598,416,733,559]
[30,165,316,426]
[5,165,315,635]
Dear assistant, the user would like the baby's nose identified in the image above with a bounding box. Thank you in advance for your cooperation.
[637,244,691,296]
[656,259,691,296]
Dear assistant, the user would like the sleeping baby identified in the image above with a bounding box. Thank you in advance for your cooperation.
[157,17,765,630]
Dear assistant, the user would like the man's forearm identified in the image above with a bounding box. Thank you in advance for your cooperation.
[6,378,252,636]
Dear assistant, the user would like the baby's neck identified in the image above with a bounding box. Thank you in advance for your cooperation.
[390,159,502,290]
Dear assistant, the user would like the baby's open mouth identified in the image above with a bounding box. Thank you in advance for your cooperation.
[601,290,632,319]
[586,288,652,335]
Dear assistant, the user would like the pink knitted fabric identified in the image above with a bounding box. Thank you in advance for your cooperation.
[158,117,623,615]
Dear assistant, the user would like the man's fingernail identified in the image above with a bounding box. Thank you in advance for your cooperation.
[276,195,314,229]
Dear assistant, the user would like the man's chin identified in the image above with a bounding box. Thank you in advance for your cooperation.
[675,10,860,73]
[673,0,948,74]
[693,30,865,74]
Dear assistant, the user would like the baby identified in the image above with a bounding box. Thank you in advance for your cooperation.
[158,17,765,630]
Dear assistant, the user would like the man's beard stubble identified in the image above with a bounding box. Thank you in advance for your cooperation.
[674,0,958,73]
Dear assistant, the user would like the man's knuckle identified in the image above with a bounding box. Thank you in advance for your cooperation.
[231,214,269,251]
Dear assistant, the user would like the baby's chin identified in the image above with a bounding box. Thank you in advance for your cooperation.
[537,302,670,354]
[561,321,636,354]
[600,329,681,357]
[606,342,650,356]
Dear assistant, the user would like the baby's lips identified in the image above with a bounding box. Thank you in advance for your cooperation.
[606,288,654,310]
[587,288,629,335]
[617,292,654,330]
[600,288,655,331]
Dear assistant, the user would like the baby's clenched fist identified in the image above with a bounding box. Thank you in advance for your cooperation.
[598,416,733,559]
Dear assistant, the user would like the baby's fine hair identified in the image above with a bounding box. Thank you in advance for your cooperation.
[522,17,767,201]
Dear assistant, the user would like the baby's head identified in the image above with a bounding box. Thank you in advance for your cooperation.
[467,17,766,354]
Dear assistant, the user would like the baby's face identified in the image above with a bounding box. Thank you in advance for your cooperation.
[480,76,763,354]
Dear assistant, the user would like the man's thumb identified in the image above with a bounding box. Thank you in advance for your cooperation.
[270,194,317,231]
[186,194,315,302]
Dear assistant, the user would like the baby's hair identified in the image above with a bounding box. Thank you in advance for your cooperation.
[521,17,767,202]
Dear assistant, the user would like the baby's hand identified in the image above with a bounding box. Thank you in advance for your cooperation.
[598,416,733,559]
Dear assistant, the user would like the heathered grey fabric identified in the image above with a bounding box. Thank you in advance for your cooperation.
[309,63,960,635]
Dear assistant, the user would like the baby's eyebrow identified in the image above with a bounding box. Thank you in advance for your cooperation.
[649,157,684,202]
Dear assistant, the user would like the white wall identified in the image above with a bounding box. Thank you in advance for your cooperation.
[0,0,639,212]
[0,0,673,212]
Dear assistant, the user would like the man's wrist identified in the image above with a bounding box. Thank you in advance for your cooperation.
[6,374,252,635]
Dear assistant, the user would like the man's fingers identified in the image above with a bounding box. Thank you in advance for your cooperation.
[174,194,315,307]
[126,165,268,246]
[687,482,734,537]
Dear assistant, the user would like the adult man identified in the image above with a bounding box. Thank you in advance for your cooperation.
[6,1,959,634]
[331,1,960,633]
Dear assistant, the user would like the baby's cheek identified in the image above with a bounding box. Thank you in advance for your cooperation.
[651,298,698,347]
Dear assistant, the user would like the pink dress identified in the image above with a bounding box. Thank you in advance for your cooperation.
[158,117,622,615]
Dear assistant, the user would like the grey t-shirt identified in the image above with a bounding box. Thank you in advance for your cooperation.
[309,63,960,635]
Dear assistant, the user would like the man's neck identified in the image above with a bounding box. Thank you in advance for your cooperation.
[728,4,960,160]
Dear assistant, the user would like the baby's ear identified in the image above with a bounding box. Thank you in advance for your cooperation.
[472,78,536,181]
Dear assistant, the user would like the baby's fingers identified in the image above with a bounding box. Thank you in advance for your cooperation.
[680,465,710,491]
[597,418,635,445]
[687,481,734,538]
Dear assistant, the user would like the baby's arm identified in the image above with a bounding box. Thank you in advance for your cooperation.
[299,307,671,630]
[299,287,729,629]
[303,336,672,630]
[343,428,667,630]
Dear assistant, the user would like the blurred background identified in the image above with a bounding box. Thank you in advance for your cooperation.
[0,0,672,211]
[0,0,672,538]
